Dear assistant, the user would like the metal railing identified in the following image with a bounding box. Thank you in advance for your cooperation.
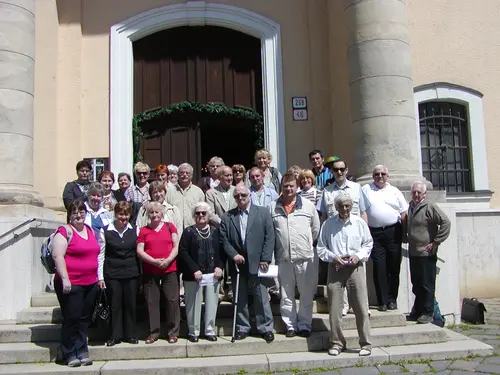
[0,217,63,241]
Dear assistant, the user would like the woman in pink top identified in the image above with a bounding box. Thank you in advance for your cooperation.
[137,201,180,344]
[52,200,100,367]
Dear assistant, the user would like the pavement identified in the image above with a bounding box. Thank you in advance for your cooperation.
[250,298,500,375]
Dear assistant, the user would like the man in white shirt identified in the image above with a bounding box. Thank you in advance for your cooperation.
[360,165,408,312]
[319,159,370,316]
[317,191,373,357]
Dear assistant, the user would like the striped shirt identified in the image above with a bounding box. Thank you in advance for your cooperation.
[125,183,150,204]
[298,187,322,211]
[314,167,333,189]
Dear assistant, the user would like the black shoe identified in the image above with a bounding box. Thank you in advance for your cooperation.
[263,332,275,343]
[285,329,296,338]
[205,335,217,342]
[125,337,139,344]
[188,335,199,343]
[417,314,433,324]
[298,330,311,338]
[106,339,120,347]
[235,331,248,340]
[388,302,397,310]
[378,304,388,312]
[406,314,419,322]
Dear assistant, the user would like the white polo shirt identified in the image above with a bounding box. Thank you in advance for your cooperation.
[319,179,366,218]
[360,183,408,228]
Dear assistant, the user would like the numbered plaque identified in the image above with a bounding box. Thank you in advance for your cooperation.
[293,109,308,121]
[292,97,307,109]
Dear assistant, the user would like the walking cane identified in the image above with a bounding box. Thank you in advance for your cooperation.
[230,263,240,343]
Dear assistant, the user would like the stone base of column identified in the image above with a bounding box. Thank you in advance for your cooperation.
[0,203,56,220]
[355,173,433,192]
[0,185,44,207]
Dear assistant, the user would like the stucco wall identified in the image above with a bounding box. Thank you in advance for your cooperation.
[408,0,500,207]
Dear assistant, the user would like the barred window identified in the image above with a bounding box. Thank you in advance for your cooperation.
[419,102,472,193]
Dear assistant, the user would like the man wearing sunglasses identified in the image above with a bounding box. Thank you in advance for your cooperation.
[220,185,275,342]
[360,165,408,312]
[319,159,369,315]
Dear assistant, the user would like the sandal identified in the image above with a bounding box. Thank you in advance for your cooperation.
[328,346,342,356]
[167,336,178,344]
[145,335,158,344]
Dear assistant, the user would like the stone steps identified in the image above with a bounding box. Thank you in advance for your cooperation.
[0,324,447,364]
[2,311,406,343]
[0,333,492,375]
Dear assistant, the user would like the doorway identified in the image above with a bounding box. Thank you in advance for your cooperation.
[133,26,263,181]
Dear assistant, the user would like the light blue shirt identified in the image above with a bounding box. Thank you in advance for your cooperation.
[250,186,278,207]
[239,207,249,244]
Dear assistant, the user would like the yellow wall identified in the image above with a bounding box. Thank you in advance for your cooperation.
[34,0,500,208]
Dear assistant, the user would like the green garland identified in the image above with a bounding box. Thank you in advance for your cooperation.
[132,101,264,163]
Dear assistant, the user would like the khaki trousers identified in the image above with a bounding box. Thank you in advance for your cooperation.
[327,262,371,349]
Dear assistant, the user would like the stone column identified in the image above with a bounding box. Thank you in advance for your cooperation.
[344,0,430,190]
[0,0,43,206]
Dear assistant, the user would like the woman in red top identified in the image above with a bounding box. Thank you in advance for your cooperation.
[52,200,100,367]
[137,201,180,344]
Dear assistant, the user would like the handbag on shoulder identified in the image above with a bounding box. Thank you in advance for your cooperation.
[461,298,487,324]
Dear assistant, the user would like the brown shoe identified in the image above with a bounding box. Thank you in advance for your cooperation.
[167,336,178,344]
[145,335,158,344]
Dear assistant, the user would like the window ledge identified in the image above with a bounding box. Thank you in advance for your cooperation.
[446,190,492,211]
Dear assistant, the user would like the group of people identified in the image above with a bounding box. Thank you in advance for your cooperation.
[52,149,451,367]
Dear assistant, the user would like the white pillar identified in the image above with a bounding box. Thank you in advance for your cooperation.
[0,0,42,206]
[344,0,431,190]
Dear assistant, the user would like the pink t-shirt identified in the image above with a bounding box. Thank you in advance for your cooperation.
[54,225,100,286]
[137,223,177,275]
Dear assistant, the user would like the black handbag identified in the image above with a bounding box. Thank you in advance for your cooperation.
[461,298,487,324]
[92,288,110,324]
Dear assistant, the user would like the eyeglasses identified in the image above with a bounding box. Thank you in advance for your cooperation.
[71,210,86,217]
[234,193,249,199]
[233,170,244,173]
[137,172,148,176]
[373,172,387,177]
[195,211,207,216]
[332,167,346,173]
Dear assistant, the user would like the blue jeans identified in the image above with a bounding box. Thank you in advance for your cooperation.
[55,281,98,362]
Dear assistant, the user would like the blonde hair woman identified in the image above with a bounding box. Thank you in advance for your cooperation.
[246,149,282,193]
[298,169,322,209]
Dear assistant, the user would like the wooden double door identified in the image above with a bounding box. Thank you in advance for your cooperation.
[133,26,263,181]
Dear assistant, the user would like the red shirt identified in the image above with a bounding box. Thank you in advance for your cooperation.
[137,223,177,274]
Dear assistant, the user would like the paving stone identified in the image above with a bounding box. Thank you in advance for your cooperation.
[482,339,500,346]
[467,329,500,335]
[307,372,339,375]
[339,367,380,375]
[475,363,500,373]
[433,371,452,375]
[449,371,482,375]
[376,364,404,373]
[404,364,430,372]
[483,356,500,364]
[431,360,453,371]
[449,360,482,371]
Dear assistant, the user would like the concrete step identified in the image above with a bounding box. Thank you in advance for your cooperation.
[0,324,446,364]
[0,332,492,375]
[4,311,406,343]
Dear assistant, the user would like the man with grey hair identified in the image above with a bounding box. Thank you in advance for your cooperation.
[317,191,373,356]
[406,180,451,324]
[166,163,205,229]
[198,156,225,193]
[360,165,408,312]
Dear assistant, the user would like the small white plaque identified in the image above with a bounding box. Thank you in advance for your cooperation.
[292,97,307,109]
[293,109,308,121]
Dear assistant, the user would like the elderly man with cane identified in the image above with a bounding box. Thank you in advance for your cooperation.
[220,184,276,342]
[317,191,373,357]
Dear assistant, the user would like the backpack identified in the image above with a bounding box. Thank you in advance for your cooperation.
[432,298,446,328]
[40,225,73,274]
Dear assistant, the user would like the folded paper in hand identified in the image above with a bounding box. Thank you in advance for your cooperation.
[199,273,216,286]
[258,264,278,278]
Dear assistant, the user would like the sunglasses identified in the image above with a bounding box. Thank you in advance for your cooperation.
[373,172,387,177]
[137,172,149,176]
[195,211,207,216]
[332,167,346,173]
[233,170,244,173]
[234,193,249,199]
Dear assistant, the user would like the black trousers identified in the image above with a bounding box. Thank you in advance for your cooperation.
[55,281,98,362]
[410,255,437,316]
[369,223,402,306]
[106,277,139,341]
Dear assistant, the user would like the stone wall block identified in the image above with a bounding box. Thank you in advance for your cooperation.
[0,133,33,187]
[348,40,413,84]
[353,116,420,175]
[0,50,34,94]
[0,2,35,59]
[349,76,415,121]
[345,0,410,47]
[0,89,33,137]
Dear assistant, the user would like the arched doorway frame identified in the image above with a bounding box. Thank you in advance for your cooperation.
[110,1,286,178]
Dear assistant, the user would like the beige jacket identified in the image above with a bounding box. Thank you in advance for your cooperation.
[205,185,237,225]
[136,200,183,236]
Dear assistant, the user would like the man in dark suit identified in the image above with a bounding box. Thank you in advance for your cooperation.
[220,184,275,342]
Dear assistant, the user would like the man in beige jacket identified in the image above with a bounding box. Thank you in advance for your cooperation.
[406,181,451,324]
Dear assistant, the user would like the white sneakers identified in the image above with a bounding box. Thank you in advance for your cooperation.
[328,346,372,357]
